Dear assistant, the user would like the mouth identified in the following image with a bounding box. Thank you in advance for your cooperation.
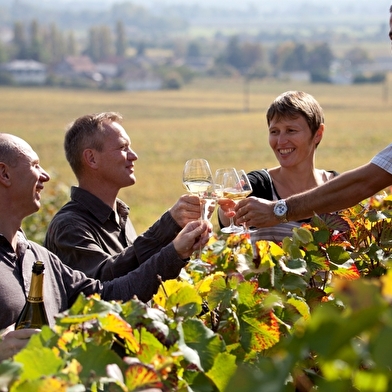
[36,184,44,196]
[278,148,295,155]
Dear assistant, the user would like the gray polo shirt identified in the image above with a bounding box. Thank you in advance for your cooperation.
[0,230,187,329]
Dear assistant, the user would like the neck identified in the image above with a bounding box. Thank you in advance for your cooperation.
[271,165,320,198]
[0,217,21,251]
[77,181,118,210]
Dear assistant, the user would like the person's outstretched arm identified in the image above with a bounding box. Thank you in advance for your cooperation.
[235,163,392,228]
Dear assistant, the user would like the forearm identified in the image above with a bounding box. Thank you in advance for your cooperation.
[133,210,181,262]
[287,163,392,220]
[101,243,186,303]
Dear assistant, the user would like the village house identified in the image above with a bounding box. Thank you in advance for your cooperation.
[53,55,102,82]
[1,60,47,85]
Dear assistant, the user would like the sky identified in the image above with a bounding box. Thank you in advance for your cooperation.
[34,0,390,11]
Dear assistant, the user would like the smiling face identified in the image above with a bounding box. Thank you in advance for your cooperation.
[268,114,323,169]
[92,121,138,192]
[2,135,50,218]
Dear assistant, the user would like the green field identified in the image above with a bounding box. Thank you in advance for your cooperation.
[1,78,391,233]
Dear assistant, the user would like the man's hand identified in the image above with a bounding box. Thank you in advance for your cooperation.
[0,324,39,361]
[235,197,279,228]
[173,220,211,260]
[169,194,201,227]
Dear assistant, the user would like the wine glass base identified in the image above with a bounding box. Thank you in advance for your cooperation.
[189,258,212,268]
[221,225,243,234]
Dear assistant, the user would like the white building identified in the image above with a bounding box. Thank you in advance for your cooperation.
[1,60,47,85]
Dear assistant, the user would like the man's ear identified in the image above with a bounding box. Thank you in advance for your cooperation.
[0,163,11,187]
[82,149,98,169]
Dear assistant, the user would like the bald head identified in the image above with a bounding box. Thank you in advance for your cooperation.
[0,133,34,167]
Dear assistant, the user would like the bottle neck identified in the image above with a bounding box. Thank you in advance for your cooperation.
[27,273,44,303]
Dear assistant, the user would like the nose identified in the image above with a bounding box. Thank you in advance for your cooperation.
[40,167,50,182]
[127,148,138,161]
[277,133,288,145]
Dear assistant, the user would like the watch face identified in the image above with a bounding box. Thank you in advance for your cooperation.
[274,201,287,217]
[275,204,286,216]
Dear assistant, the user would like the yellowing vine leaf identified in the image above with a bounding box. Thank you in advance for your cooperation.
[124,363,162,391]
[332,264,360,280]
[99,312,139,352]
[380,269,392,299]
[240,311,280,351]
[254,240,278,270]
[153,279,193,308]
[195,271,225,295]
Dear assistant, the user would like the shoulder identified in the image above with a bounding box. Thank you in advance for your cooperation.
[371,145,392,175]
[28,241,63,267]
[247,169,274,200]
[48,203,88,230]
[327,170,339,179]
[248,169,271,184]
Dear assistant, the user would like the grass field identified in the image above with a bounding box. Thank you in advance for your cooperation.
[1,78,391,233]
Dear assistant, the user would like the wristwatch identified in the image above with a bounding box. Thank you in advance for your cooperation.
[273,199,288,223]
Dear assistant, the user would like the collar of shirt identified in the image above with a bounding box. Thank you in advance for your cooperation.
[70,186,130,225]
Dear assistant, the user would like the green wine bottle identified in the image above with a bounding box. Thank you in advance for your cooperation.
[15,260,49,329]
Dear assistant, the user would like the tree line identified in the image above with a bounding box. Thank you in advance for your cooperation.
[0,18,374,85]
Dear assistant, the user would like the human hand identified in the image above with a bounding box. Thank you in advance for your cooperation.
[169,194,201,227]
[0,324,40,361]
[234,197,279,228]
[217,198,236,217]
[216,197,236,227]
[173,220,211,260]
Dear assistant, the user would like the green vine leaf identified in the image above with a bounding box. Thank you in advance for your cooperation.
[205,352,237,392]
[179,318,225,372]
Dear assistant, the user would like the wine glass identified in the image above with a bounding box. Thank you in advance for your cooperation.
[236,169,253,234]
[183,158,213,196]
[215,168,243,234]
[182,159,214,265]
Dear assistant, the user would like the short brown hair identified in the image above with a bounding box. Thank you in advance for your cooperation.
[64,112,123,177]
[266,91,324,139]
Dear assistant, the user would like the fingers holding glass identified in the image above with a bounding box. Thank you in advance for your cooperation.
[182,158,214,266]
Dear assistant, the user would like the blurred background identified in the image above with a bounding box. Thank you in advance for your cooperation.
[1,0,391,238]
[0,0,390,89]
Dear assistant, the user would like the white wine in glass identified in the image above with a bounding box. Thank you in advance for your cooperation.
[182,158,214,266]
[215,167,243,234]
[183,158,213,196]
[200,183,223,221]
[235,169,253,234]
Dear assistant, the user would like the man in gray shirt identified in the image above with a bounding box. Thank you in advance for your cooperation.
[0,133,208,360]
